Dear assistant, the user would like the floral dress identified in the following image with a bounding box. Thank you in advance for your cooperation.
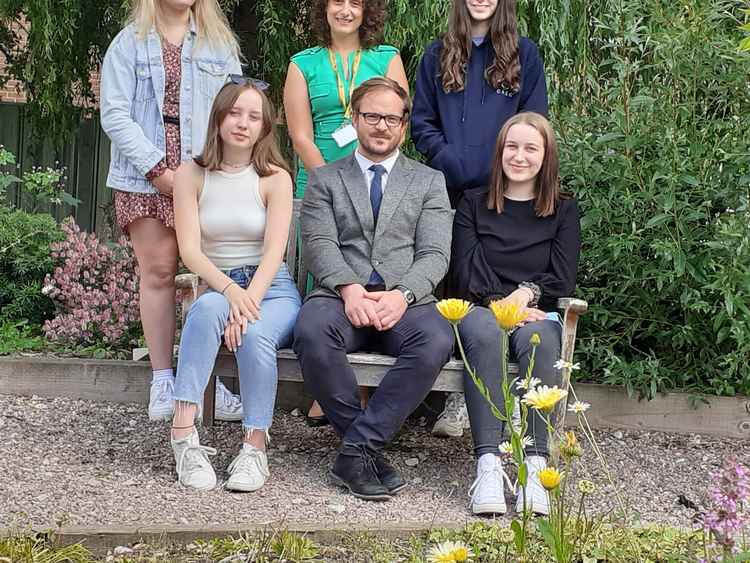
[114,40,183,233]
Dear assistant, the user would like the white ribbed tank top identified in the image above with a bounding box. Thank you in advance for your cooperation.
[199,165,265,270]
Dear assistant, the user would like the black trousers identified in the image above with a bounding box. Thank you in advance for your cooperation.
[458,307,562,458]
[293,296,455,451]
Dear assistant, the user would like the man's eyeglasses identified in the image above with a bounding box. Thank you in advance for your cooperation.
[357,111,406,128]
[228,74,270,91]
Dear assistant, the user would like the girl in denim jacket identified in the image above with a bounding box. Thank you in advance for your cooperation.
[100,0,243,421]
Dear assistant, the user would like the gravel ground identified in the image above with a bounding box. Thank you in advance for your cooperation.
[2,393,748,531]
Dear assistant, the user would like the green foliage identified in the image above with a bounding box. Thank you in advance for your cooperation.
[21,164,81,212]
[0,319,45,355]
[0,205,63,326]
[0,0,129,147]
[740,8,750,51]
[0,147,21,204]
[0,533,92,563]
[556,0,750,398]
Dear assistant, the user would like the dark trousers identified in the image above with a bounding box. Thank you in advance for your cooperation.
[293,296,455,451]
[458,307,562,458]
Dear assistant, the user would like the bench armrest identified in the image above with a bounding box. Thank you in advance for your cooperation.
[553,296,589,441]
[176,273,201,326]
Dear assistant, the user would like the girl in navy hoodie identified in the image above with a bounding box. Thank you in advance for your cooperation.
[411,0,548,438]
[411,0,548,206]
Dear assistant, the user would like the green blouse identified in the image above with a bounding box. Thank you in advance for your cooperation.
[290,45,399,196]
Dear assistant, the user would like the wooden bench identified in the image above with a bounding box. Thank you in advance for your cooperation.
[138,200,588,428]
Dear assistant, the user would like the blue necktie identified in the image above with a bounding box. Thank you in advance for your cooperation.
[367,164,386,285]
[369,164,385,222]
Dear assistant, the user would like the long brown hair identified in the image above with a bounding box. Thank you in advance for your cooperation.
[487,112,561,217]
[196,82,290,177]
[440,0,520,93]
[310,0,387,49]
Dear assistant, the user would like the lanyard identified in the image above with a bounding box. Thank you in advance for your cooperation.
[327,48,362,119]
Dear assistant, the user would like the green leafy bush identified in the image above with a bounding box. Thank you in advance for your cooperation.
[556,0,750,397]
[0,206,63,326]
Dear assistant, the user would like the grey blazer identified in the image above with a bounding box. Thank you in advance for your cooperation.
[300,153,452,305]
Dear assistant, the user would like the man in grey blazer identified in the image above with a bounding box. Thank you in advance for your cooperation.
[293,77,455,501]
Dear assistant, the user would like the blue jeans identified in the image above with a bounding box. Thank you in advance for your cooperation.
[174,264,301,431]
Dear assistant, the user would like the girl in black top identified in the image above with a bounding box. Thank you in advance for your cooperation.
[453,112,580,517]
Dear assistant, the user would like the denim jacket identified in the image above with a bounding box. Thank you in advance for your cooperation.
[100,20,241,193]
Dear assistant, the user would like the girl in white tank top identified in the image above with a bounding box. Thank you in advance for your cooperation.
[168,80,301,493]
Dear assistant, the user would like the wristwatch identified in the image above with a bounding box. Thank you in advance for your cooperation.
[396,285,416,305]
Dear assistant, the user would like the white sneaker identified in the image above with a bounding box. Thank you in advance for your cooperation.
[432,392,470,438]
[226,444,270,492]
[515,455,550,515]
[149,377,175,421]
[469,453,513,515]
[215,380,243,421]
[171,430,217,490]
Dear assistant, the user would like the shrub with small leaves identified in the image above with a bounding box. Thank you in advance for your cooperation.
[43,218,140,348]
[0,206,63,325]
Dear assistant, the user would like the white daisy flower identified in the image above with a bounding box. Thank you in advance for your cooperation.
[568,401,591,414]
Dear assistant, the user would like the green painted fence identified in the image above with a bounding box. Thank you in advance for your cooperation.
[0,102,114,237]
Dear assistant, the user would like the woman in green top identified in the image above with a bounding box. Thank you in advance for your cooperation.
[284,0,409,197]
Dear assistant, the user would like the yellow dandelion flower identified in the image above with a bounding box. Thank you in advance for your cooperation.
[488,300,528,330]
[538,467,562,490]
[426,540,474,562]
[436,299,473,324]
[521,385,568,413]
[530,332,541,346]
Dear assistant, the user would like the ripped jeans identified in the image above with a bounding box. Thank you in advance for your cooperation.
[173,264,301,432]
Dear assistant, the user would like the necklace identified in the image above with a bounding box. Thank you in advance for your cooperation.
[221,160,252,169]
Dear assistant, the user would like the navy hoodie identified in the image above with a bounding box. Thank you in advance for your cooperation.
[411,36,548,203]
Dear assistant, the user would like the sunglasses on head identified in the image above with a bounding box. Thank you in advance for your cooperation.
[228,75,270,91]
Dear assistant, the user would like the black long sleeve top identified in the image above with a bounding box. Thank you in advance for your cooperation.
[451,188,581,312]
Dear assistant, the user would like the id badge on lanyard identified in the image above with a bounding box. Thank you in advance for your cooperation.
[329,49,362,148]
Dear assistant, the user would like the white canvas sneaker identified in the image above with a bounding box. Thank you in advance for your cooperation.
[515,455,550,515]
[149,377,175,421]
[432,392,470,438]
[226,444,270,492]
[171,430,217,491]
[469,453,514,515]
[215,380,243,422]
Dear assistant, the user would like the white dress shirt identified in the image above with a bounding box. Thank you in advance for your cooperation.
[354,148,400,196]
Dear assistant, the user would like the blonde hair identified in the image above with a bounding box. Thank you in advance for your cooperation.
[129,0,240,58]
[196,82,290,177]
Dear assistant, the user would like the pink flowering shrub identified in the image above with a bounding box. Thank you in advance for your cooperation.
[702,456,750,561]
[42,218,141,348]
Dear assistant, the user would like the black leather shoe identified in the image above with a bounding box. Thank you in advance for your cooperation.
[305,413,330,427]
[330,444,392,501]
[373,451,406,494]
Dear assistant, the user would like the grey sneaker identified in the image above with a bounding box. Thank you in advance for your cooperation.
[515,455,550,515]
[171,430,217,491]
[469,453,513,515]
[432,392,470,438]
[226,444,270,492]
[149,377,174,421]
[215,380,243,422]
